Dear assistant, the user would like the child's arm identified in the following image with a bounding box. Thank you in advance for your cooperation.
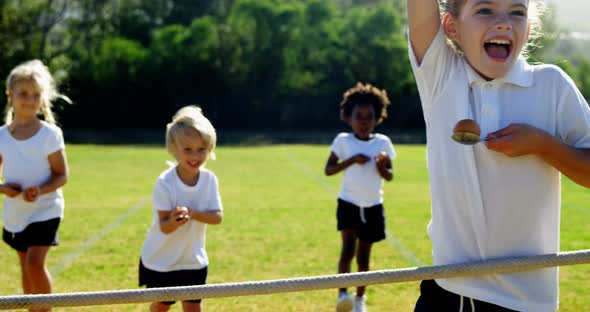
[23,149,68,202]
[0,155,23,198]
[189,209,223,225]
[407,0,441,64]
[158,206,191,234]
[324,152,370,176]
[486,124,590,188]
[375,152,394,181]
[0,183,22,197]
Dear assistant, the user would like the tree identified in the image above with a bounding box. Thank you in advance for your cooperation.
[328,3,419,128]
[164,0,215,25]
[0,0,114,114]
[110,0,172,45]
[219,0,302,127]
[63,36,149,128]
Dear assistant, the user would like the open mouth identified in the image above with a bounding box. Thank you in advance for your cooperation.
[484,39,512,60]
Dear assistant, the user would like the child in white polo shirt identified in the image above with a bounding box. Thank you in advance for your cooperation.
[325,83,396,312]
[0,60,70,309]
[407,0,590,311]
[139,106,223,312]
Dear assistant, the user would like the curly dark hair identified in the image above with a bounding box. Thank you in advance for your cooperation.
[339,82,391,125]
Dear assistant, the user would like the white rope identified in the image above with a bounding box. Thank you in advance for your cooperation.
[1,249,589,310]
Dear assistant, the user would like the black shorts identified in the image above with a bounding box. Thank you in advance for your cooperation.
[336,198,386,243]
[414,280,517,312]
[3,218,61,252]
[139,259,208,304]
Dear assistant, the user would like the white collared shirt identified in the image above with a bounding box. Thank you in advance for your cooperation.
[0,122,65,232]
[409,27,590,311]
[140,167,222,272]
[330,133,396,207]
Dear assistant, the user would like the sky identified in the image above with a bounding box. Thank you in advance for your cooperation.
[552,0,590,31]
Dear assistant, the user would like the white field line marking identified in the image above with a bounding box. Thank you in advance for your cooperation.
[563,203,590,213]
[283,150,425,266]
[50,196,150,278]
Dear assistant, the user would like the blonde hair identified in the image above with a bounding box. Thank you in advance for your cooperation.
[4,59,71,125]
[441,0,546,57]
[166,106,217,160]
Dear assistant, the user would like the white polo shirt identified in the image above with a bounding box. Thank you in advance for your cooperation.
[0,122,65,232]
[330,133,396,207]
[140,166,222,272]
[409,27,590,311]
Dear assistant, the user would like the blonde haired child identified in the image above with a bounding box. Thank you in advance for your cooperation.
[139,106,223,312]
[0,59,70,311]
[408,0,590,311]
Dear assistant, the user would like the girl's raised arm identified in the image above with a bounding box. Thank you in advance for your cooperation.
[407,0,442,64]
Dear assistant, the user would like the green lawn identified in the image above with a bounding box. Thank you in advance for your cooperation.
[0,144,588,311]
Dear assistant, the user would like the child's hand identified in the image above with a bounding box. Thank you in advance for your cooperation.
[353,154,371,164]
[172,206,190,224]
[2,183,22,198]
[375,151,390,169]
[485,123,547,157]
[23,186,41,202]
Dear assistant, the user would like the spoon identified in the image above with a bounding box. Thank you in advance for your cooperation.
[451,131,489,145]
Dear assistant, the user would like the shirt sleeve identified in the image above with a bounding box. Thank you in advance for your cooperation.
[153,178,173,212]
[207,173,223,211]
[556,72,590,148]
[408,25,458,122]
[45,125,65,155]
[382,137,396,160]
[330,134,344,159]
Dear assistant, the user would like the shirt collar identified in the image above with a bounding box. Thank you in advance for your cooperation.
[465,56,533,87]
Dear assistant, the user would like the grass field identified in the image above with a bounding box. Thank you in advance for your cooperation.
[0,144,588,311]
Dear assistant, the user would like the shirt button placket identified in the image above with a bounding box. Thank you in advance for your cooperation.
[481,85,498,136]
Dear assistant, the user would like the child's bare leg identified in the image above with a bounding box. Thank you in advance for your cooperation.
[338,229,357,293]
[150,302,171,312]
[17,251,33,294]
[25,246,52,312]
[25,246,51,294]
[182,300,202,312]
[355,240,373,297]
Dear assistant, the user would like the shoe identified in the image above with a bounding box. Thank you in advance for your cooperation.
[336,292,353,312]
[353,294,367,312]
